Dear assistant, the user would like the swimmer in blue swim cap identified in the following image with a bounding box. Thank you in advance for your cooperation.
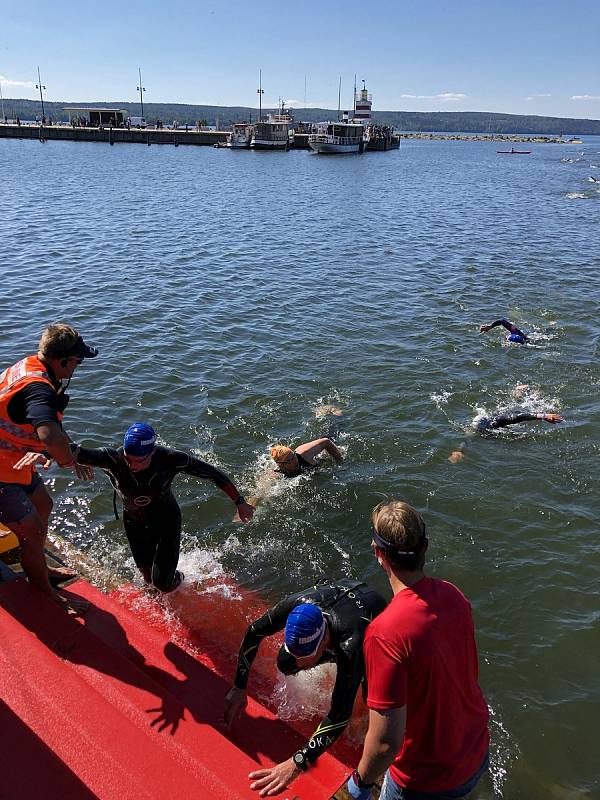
[479,318,527,344]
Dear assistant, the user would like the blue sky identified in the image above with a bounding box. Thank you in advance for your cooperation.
[1,0,599,119]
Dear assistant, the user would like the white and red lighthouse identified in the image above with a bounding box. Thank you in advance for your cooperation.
[354,80,372,122]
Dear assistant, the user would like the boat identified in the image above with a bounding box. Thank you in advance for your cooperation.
[228,122,253,149]
[308,112,367,154]
[497,148,531,154]
[250,102,294,150]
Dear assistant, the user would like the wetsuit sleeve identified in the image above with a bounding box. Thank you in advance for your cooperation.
[169,450,240,501]
[489,319,526,338]
[76,447,122,468]
[489,412,539,429]
[233,597,296,689]
[8,383,61,427]
[294,645,363,765]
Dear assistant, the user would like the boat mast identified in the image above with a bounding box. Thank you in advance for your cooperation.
[257,70,264,122]
[337,75,342,121]
[353,74,356,118]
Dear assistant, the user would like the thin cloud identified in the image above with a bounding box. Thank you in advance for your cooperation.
[525,93,551,100]
[401,92,467,102]
[571,94,600,101]
[0,75,35,88]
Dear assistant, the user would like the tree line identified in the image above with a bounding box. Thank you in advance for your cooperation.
[4,98,600,135]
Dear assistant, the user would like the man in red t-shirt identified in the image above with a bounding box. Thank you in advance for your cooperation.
[346,500,489,800]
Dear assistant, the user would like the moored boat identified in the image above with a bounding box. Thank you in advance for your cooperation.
[308,113,367,154]
[228,122,253,148]
[251,102,294,150]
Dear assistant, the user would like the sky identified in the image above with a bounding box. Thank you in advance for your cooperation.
[1,0,599,119]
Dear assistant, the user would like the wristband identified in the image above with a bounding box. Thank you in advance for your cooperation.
[292,750,309,771]
[352,769,375,789]
[234,495,245,506]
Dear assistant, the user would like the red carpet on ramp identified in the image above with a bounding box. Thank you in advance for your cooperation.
[0,576,351,800]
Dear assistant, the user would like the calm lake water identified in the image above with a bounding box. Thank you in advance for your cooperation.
[1,134,599,799]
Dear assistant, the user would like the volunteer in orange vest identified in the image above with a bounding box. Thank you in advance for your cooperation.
[0,323,98,612]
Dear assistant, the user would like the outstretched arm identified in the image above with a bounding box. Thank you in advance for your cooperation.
[175,452,254,522]
[296,437,342,464]
[247,653,362,796]
[224,600,292,729]
[479,319,526,338]
[489,412,563,429]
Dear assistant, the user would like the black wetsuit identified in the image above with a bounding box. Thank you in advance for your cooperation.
[476,412,540,432]
[487,319,527,340]
[275,452,317,478]
[76,446,239,590]
[233,580,387,764]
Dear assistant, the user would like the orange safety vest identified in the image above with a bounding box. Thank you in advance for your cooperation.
[0,355,61,485]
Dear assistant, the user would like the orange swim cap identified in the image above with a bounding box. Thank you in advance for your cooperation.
[271,445,294,463]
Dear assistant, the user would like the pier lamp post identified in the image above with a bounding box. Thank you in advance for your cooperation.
[36,66,46,122]
[137,67,146,118]
[257,69,264,122]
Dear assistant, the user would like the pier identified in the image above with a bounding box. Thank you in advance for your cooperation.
[0,123,571,149]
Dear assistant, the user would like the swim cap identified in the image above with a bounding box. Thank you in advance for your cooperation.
[507,333,525,344]
[271,444,295,463]
[123,423,157,456]
[284,603,326,658]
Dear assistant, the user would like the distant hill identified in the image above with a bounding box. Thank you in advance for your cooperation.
[4,98,600,135]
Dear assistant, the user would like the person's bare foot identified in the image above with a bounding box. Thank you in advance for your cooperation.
[48,565,78,587]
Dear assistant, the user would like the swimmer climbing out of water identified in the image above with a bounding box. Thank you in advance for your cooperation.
[223,581,387,795]
[448,410,564,462]
[479,318,528,344]
[27,423,254,591]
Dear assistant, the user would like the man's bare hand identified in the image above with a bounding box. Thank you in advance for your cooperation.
[223,686,248,727]
[237,502,255,523]
[249,758,301,796]
[73,463,94,480]
[13,452,53,471]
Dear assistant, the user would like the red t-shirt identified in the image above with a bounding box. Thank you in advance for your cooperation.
[364,577,489,793]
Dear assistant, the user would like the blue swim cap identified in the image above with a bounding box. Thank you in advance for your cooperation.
[284,603,326,658]
[123,423,157,456]
[507,333,525,344]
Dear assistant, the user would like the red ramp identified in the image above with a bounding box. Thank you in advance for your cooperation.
[0,576,350,800]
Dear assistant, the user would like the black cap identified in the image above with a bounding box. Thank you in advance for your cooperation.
[68,336,98,359]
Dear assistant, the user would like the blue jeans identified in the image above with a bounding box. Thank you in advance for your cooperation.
[379,751,489,800]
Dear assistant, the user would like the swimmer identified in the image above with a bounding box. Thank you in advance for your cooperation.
[479,318,528,344]
[271,438,342,478]
[72,423,254,591]
[448,410,564,462]
[224,581,387,795]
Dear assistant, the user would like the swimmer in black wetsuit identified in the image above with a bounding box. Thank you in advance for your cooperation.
[73,423,254,592]
[479,318,528,344]
[224,580,387,795]
[271,438,342,478]
[474,410,563,432]
[448,410,564,462]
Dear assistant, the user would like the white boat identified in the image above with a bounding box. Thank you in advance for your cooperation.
[308,114,368,154]
[228,123,253,148]
[251,103,294,150]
